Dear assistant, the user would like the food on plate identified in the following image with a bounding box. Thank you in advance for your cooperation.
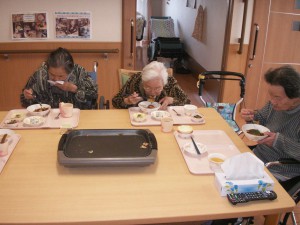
[177,125,193,134]
[5,119,18,125]
[10,112,25,121]
[147,104,155,109]
[34,107,49,112]
[210,157,225,163]
[23,116,45,127]
[151,110,171,120]
[193,114,202,119]
[247,129,264,136]
[133,112,147,122]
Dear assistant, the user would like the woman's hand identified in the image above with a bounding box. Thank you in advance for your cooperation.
[124,92,143,105]
[23,89,35,100]
[241,108,256,122]
[56,82,78,93]
[258,131,276,147]
[159,96,174,110]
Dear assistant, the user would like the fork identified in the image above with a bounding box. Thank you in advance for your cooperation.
[172,108,181,116]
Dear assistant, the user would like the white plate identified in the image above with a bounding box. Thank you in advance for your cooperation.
[242,124,270,142]
[10,112,26,121]
[182,141,207,157]
[4,119,19,128]
[23,116,46,127]
[151,110,171,120]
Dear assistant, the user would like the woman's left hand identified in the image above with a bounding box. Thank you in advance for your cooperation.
[257,131,276,147]
[159,97,174,110]
[56,82,78,93]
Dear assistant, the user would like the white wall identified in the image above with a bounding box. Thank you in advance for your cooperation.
[0,0,122,42]
[161,0,229,70]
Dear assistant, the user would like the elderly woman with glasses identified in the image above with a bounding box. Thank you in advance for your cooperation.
[20,47,98,109]
[112,61,190,109]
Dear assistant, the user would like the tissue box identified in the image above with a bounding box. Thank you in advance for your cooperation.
[215,171,274,196]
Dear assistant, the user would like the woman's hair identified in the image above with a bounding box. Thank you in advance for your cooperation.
[265,65,300,99]
[46,47,74,74]
[141,61,168,85]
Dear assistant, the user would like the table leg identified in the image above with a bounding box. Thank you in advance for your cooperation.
[264,214,280,225]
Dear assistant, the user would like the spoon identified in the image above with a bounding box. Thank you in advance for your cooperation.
[54,113,60,120]
[172,108,181,116]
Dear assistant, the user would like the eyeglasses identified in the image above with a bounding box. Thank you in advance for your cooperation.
[143,86,163,92]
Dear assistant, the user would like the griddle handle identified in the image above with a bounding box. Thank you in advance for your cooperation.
[58,134,67,151]
[148,132,157,150]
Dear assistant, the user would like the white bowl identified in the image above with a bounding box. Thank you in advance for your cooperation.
[23,116,46,127]
[191,113,204,123]
[177,125,193,138]
[183,104,197,116]
[27,104,51,117]
[132,112,147,122]
[151,110,171,121]
[208,153,226,172]
[138,101,161,114]
[242,124,270,142]
[182,141,207,157]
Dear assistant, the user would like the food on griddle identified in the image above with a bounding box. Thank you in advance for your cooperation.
[247,129,264,136]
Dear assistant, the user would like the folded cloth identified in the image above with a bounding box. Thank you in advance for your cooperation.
[221,152,265,180]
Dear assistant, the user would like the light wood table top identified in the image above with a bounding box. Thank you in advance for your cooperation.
[0,108,295,225]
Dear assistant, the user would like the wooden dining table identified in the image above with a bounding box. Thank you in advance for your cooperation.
[0,108,295,225]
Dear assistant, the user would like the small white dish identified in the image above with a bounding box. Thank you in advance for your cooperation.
[132,112,147,122]
[27,104,51,117]
[151,110,171,121]
[182,142,207,157]
[177,125,193,139]
[4,119,19,128]
[191,113,204,123]
[10,112,26,121]
[183,104,197,116]
[23,116,45,127]
[242,124,270,142]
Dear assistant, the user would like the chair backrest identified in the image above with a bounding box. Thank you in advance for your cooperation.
[87,61,99,109]
[150,16,176,40]
[197,71,245,134]
[118,68,173,88]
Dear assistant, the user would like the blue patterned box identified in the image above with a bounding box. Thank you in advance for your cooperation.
[215,171,274,196]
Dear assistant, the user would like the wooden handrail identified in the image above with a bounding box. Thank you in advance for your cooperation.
[0,48,119,54]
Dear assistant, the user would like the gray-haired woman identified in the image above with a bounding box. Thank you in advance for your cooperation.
[21,47,98,109]
[112,61,190,109]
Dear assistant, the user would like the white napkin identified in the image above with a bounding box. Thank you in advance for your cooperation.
[47,80,64,86]
[221,152,265,180]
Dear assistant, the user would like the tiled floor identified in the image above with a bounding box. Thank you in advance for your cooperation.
[136,44,299,225]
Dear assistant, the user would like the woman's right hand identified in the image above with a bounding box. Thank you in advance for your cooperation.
[124,92,143,105]
[23,89,35,100]
[241,108,256,122]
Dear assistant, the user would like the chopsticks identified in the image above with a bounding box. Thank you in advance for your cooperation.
[191,136,201,155]
[1,134,7,144]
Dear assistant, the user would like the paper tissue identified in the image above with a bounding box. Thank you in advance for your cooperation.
[214,152,274,196]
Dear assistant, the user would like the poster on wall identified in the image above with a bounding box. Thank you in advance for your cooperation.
[55,12,91,39]
[12,13,48,39]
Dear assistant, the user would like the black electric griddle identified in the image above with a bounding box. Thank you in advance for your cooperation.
[57,129,157,167]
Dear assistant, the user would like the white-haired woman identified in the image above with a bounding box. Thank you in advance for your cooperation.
[112,61,190,109]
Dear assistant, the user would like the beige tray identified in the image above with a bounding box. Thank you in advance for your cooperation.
[0,133,21,173]
[0,108,80,129]
[129,106,205,126]
[174,130,241,175]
